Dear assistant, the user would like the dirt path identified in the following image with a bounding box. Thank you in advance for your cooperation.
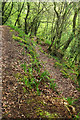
[2,25,30,118]
[2,25,80,119]
[35,46,80,98]
[0,26,2,119]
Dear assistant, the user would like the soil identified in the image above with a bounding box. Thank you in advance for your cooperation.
[1,25,80,119]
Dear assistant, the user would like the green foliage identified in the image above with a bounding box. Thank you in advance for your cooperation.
[60,70,69,78]
[49,79,57,90]
[10,29,13,32]
[21,62,27,73]
[5,3,80,68]
[36,108,58,118]
[11,24,57,94]
[12,35,28,43]
[54,59,78,86]
[23,87,27,93]
[54,62,62,68]
[18,42,25,47]
[74,112,80,120]
[40,71,50,80]
[11,24,79,95]
[45,39,51,45]
[64,97,77,106]
[3,3,80,118]
[19,41,56,93]
[52,55,60,62]
[36,83,41,95]
[7,24,30,39]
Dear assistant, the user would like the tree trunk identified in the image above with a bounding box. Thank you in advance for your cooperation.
[15,3,24,26]
[62,7,80,52]
[34,21,40,36]
[2,2,13,25]
[48,36,56,51]
[25,2,30,34]
[2,2,6,24]
[62,33,74,51]
[18,3,21,28]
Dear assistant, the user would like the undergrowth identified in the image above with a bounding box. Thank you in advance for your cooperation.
[9,23,79,92]
[54,59,78,86]
[8,24,57,95]
[5,24,80,119]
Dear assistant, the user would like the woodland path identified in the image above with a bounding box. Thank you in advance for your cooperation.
[0,26,2,119]
[35,45,80,98]
[1,25,80,119]
[2,25,31,118]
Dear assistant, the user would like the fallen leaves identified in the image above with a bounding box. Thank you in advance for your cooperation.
[2,26,79,119]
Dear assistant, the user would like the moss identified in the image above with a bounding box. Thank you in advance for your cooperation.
[10,29,13,32]
[26,98,35,104]
[37,100,46,106]
[45,111,58,118]
[36,108,58,118]
[36,108,45,117]
[25,113,30,118]
[15,73,29,83]
[15,72,23,78]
